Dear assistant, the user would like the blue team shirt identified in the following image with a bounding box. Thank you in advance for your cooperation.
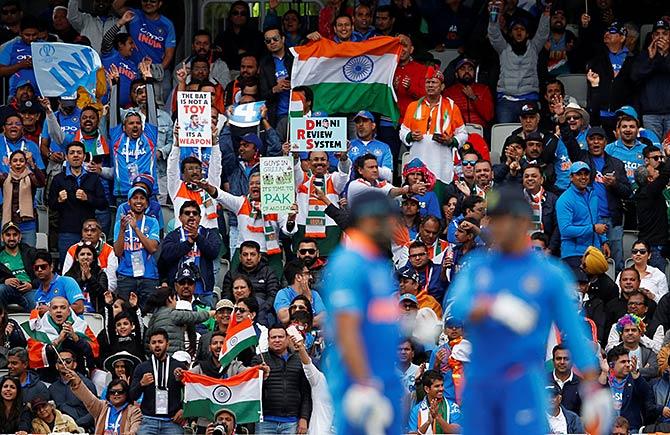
[34,273,85,306]
[40,108,82,153]
[110,123,159,197]
[102,51,139,108]
[321,233,403,434]
[553,139,572,191]
[348,138,393,173]
[0,135,45,172]
[592,155,611,218]
[273,56,289,116]
[116,199,164,231]
[0,39,37,96]
[449,250,598,381]
[413,191,442,218]
[605,139,653,184]
[407,396,462,432]
[273,286,326,316]
[126,8,176,64]
[113,214,160,279]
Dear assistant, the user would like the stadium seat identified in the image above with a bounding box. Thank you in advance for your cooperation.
[665,260,670,287]
[490,123,521,164]
[557,74,587,107]
[37,206,48,234]
[36,233,48,250]
[83,312,104,336]
[465,123,484,137]
[622,230,639,258]
[640,24,653,51]
[606,258,616,280]
[8,312,29,327]
[429,49,460,68]
[161,205,175,233]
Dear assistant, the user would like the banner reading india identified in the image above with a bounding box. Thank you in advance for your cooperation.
[290,37,401,122]
[219,315,259,368]
[183,367,263,423]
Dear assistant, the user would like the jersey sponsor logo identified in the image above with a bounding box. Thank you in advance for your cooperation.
[138,24,166,49]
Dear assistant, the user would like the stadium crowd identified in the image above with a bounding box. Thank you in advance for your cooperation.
[0,0,667,433]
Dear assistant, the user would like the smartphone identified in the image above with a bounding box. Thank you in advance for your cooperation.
[287,325,304,343]
[92,154,104,164]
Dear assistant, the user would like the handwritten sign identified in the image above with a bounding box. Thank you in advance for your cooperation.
[177,92,212,147]
[260,157,295,214]
[289,117,347,152]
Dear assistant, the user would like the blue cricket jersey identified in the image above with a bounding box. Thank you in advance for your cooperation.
[126,8,176,64]
[40,108,82,153]
[113,214,160,279]
[553,139,572,191]
[102,51,139,108]
[110,123,159,197]
[321,230,403,435]
[0,39,37,96]
[348,138,393,174]
[34,273,85,306]
[0,135,45,172]
[605,139,657,184]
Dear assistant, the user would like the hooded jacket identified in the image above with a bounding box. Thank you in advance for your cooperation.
[556,183,607,258]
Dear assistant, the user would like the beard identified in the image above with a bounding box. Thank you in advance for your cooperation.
[457,75,474,85]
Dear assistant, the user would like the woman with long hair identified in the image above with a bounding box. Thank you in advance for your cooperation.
[0,150,45,246]
[231,275,275,326]
[64,242,108,312]
[0,376,31,434]
[617,240,669,303]
[97,291,144,365]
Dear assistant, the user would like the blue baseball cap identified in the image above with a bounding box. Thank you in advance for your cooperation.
[444,317,464,328]
[615,105,639,122]
[240,133,262,149]
[570,161,591,174]
[399,293,418,305]
[127,186,148,200]
[353,110,374,122]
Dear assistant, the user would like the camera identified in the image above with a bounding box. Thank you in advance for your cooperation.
[212,422,229,435]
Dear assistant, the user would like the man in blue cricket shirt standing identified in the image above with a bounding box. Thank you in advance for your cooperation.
[322,190,402,435]
[349,111,394,182]
[0,16,40,96]
[449,185,613,435]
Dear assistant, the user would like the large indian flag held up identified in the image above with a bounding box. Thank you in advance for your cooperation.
[219,316,259,368]
[290,36,402,122]
[183,367,263,423]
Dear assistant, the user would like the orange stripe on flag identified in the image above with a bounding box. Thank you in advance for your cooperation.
[291,36,401,60]
[182,366,261,387]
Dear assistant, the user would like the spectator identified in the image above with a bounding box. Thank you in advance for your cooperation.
[263,6,305,48]
[0,79,34,125]
[114,173,164,235]
[548,344,582,415]
[67,0,118,53]
[352,4,374,41]
[606,267,656,328]
[443,58,495,128]
[49,141,107,263]
[0,221,37,311]
[214,1,263,71]
[402,158,442,219]
[30,396,83,434]
[605,346,659,431]
[172,265,215,338]
[0,306,25,367]
[98,290,144,364]
[631,19,670,140]
[191,330,247,379]
[347,154,421,204]
[33,251,85,314]
[47,349,97,432]
[543,6,576,77]
[619,240,668,303]
[113,185,160,308]
[144,286,213,355]
[6,347,48,404]
[62,218,118,293]
[275,259,326,326]
[544,384,584,433]
[404,241,448,302]
[605,289,662,354]
[472,160,495,198]
[446,194,486,244]
[130,328,188,434]
[224,54,258,107]
[0,15,40,96]
[634,149,670,271]
[51,5,79,43]
[400,196,421,242]
[0,375,32,433]
[400,67,468,199]
[349,111,394,182]
[39,94,82,178]
[373,5,394,36]
[522,164,560,255]
[538,78,578,132]
[196,298,233,361]
[488,3,550,122]
[64,241,108,312]
[177,29,231,88]
[449,217,482,280]
[234,296,270,366]
[397,266,443,319]
[606,106,650,185]
[612,314,659,381]
[428,0,474,52]
[407,369,462,434]
[101,13,139,109]
[562,126,634,272]
[259,26,293,128]
[0,0,21,44]
[397,337,421,397]
[159,201,221,306]
[251,325,311,434]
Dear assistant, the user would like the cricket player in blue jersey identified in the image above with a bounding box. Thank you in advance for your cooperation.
[449,185,614,435]
[321,190,403,435]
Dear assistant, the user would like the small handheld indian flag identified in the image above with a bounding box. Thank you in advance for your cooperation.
[182,367,264,423]
[219,315,259,368]
[289,92,306,118]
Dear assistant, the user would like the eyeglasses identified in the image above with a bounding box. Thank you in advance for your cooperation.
[235,307,248,313]
[627,301,644,306]
[409,253,426,258]
[33,264,49,271]
[631,249,648,255]
[217,308,233,314]
[462,160,477,166]
[298,248,316,255]
[264,36,281,44]
[182,210,200,217]
[83,225,101,231]
[109,389,125,395]
[566,115,582,121]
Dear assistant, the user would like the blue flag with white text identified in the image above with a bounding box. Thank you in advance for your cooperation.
[31,42,102,98]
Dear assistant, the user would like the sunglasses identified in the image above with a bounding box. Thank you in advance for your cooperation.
[235,307,248,313]
[109,389,125,395]
[632,249,648,255]
[566,115,582,121]
[182,210,200,217]
[298,248,316,255]
[33,264,49,271]
[77,240,94,246]
[649,155,664,161]
[462,160,477,166]
[59,358,74,364]
[264,36,281,44]
[409,252,426,258]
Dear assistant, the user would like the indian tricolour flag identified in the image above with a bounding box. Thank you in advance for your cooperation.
[219,316,259,368]
[289,92,306,118]
[290,36,402,122]
[183,367,263,423]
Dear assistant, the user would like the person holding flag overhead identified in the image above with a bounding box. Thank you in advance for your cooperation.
[400,66,468,203]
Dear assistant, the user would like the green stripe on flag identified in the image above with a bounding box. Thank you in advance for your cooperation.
[309,82,400,123]
[183,398,261,424]
[219,334,259,368]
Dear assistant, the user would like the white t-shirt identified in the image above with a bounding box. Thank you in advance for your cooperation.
[547,407,568,434]
[303,362,334,435]
[398,363,420,394]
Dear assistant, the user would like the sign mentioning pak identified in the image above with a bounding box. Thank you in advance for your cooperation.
[260,157,295,214]
[289,117,347,152]
[177,92,212,147]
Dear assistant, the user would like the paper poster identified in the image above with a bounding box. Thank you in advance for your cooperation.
[228,101,265,127]
[177,91,212,147]
[289,117,347,152]
[260,157,295,214]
